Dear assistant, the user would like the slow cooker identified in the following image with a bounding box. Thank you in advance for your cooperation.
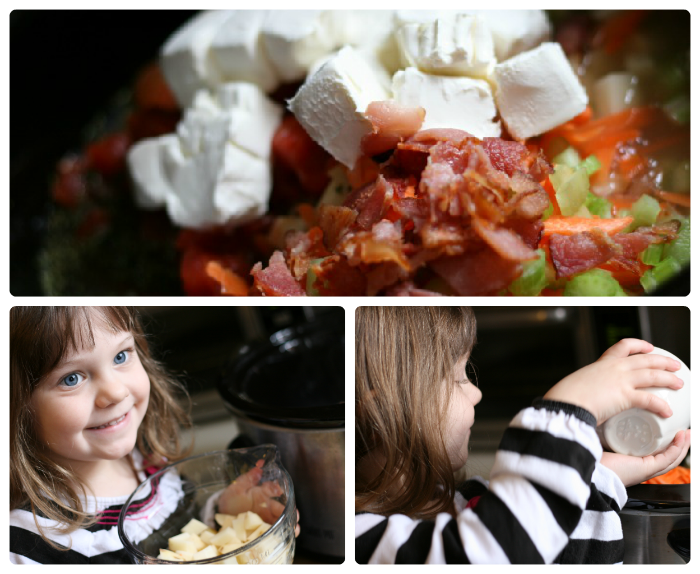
[620,483,690,564]
[218,318,345,558]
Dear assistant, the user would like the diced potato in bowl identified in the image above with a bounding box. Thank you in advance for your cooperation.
[158,512,273,564]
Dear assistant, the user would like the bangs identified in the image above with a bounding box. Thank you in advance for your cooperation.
[16,307,137,389]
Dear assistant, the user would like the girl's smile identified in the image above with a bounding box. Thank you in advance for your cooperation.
[86,408,131,432]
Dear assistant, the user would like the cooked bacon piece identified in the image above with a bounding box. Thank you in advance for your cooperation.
[430,246,522,295]
[482,138,553,180]
[251,251,306,296]
[420,223,473,249]
[340,220,410,271]
[343,176,390,230]
[472,218,539,261]
[409,128,475,145]
[286,227,330,280]
[550,228,621,278]
[310,255,366,296]
[366,262,409,295]
[317,204,357,250]
[609,220,680,275]
[362,101,426,156]
[505,218,544,249]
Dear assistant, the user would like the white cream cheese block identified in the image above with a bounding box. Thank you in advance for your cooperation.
[396,13,495,78]
[393,67,501,139]
[493,42,588,139]
[128,82,282,229]
[289,45,390,169]
[159,10,233,108]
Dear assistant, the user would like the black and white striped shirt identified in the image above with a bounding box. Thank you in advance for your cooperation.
[356,401,627,564]
[10,451,183,564]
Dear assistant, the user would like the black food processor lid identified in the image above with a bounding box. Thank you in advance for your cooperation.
[219,318,344,430]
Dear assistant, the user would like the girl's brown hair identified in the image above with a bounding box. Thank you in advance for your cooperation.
[10,307,193,545]
[355,306,476,519]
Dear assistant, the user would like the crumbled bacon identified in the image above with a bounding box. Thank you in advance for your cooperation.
[250,129,559,296]
[550,228,621,278]
[251,251,306,296]
[362,101,426,156]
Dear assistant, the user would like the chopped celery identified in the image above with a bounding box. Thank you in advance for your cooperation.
[585,192,612,218]
[663,226,697,266]
[553,147,581,168]
[631,194,661,228]
[542,200,554,221]
[580,155,602,176]
[305,258,327,296]
[508,249,547,296]
[641,243,664,266]
[552,147,600,176]
[640,257,682,293]
[563,269,627,297]
[551,165,589,217]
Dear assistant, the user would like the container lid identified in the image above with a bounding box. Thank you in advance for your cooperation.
[218,318,344,430]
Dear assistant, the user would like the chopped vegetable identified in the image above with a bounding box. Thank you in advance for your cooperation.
[306,257,327,296]
[640,256,682,292]
[550,165,589,216]
[585,192,612,218]
[563,268,627,296]
[507,249,547,296]
[642,465,690,485]
[543,216,634,238]
[640,243,664,266]
[631,194,661,229]
[663,217,690,266]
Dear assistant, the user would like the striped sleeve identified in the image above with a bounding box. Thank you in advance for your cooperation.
[355,402,605,564]
[554,462,627,564]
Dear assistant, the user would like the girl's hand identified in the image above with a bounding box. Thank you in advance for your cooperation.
[543,339,683,424]
[600,429,690,487]
[218,460,286,525]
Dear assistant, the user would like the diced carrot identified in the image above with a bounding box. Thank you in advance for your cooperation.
[542,216,634,238]
[655,190,690,208]
[643,465,690,485]
[205,261,250,296]
[542,178,561,216]
[617,152,648,179]
[590,147,617,185]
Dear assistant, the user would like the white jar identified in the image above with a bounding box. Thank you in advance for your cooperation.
[597,347,690,457]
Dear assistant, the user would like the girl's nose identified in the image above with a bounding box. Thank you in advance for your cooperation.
[94,373,130,408]
[473,385,483,405]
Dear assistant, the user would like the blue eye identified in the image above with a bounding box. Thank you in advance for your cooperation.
[59,348,133,388]
[114,350,129,365]
[61,373,83,387]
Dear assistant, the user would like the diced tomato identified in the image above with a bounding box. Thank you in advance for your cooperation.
[75,208,110,239]
[51,155,88,207]
[134,63,179,112]
[271,115,331,196]
[85,132,132,177]
[127,108,181,141]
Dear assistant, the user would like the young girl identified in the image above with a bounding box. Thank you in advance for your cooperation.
[10,306,292,564]
[355,307,690,564]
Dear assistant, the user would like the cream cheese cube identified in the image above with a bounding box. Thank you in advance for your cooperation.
[478,10,551,61]
[127,135,179,210]
[289,46,390,169]
[129,81,281,229]
[159,10,233,108]
[493,42,588,139]
[260,10,339,83]
[208,10,280,93]
[396,13,495,78]
[162,131,272,229]
[392,67,501,139]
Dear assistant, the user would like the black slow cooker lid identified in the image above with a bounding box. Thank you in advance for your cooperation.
[218,319,344,429]
[624,483,690,509]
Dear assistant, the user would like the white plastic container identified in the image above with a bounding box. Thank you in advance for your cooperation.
[597,347,690,457]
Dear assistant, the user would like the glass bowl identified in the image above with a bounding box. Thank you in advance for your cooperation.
[118,445,296,564]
